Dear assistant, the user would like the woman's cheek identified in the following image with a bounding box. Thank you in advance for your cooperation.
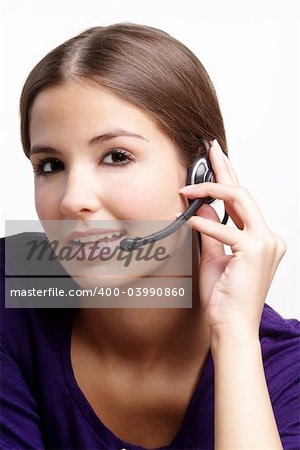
[114,171,184,220]
[115,186,178,220]
[107,186,153,219]
[35,185,59,220]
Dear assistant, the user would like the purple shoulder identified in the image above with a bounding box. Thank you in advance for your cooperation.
[260,303,300,339]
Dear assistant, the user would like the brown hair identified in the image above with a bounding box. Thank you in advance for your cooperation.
[20,22,228,165]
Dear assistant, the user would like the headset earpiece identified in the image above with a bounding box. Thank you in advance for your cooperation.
[186,138,215,205]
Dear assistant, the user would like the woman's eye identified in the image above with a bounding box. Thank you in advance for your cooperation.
[32,150,134,176]
[102,149,134,166]
[33,158,64,176]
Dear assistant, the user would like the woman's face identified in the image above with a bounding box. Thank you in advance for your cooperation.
[29,81,190,288]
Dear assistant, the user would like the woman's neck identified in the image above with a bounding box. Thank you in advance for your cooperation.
[73,303,210,371]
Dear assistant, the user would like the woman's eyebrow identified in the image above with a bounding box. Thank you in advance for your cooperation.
[89,130,149,145]
[29,129,149,156]
[29,146,61,156]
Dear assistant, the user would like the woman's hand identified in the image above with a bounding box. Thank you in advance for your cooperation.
[179,139,287,337]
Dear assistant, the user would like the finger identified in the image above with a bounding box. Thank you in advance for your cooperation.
[209,140,239,186]
[179,183,267,233]
[188,214,244,247]
[208,140,242,227]
[226,161,239,186]
[197,203,225,259]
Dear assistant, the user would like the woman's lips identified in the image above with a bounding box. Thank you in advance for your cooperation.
[66,228,125,243]
[66,232,128,260]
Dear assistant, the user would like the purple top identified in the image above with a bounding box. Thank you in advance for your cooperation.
[1,235,300,450]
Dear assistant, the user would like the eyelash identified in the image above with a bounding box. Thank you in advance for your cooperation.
[32,149,135,176]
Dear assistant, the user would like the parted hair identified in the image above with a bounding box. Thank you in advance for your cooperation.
[20,22,228,165]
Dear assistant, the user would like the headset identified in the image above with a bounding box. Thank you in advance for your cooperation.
[119,138,229,252]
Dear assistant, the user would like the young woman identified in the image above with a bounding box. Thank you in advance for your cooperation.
[1,23,299,450]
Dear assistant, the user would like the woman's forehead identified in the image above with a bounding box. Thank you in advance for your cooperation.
[29,81,162,137]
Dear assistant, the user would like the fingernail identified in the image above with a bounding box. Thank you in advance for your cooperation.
[212,139,231,165]
[212,139,223,157]
[179,185,194,193]
[175,212,182,218]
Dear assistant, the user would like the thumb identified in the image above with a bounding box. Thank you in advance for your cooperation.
[196,203,225,259]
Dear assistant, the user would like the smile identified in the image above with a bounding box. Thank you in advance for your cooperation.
[69,231,126,246]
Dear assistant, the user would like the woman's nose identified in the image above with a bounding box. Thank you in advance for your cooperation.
[60,170,102,218]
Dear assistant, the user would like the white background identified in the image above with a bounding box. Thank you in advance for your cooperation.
[0,0,299,318]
